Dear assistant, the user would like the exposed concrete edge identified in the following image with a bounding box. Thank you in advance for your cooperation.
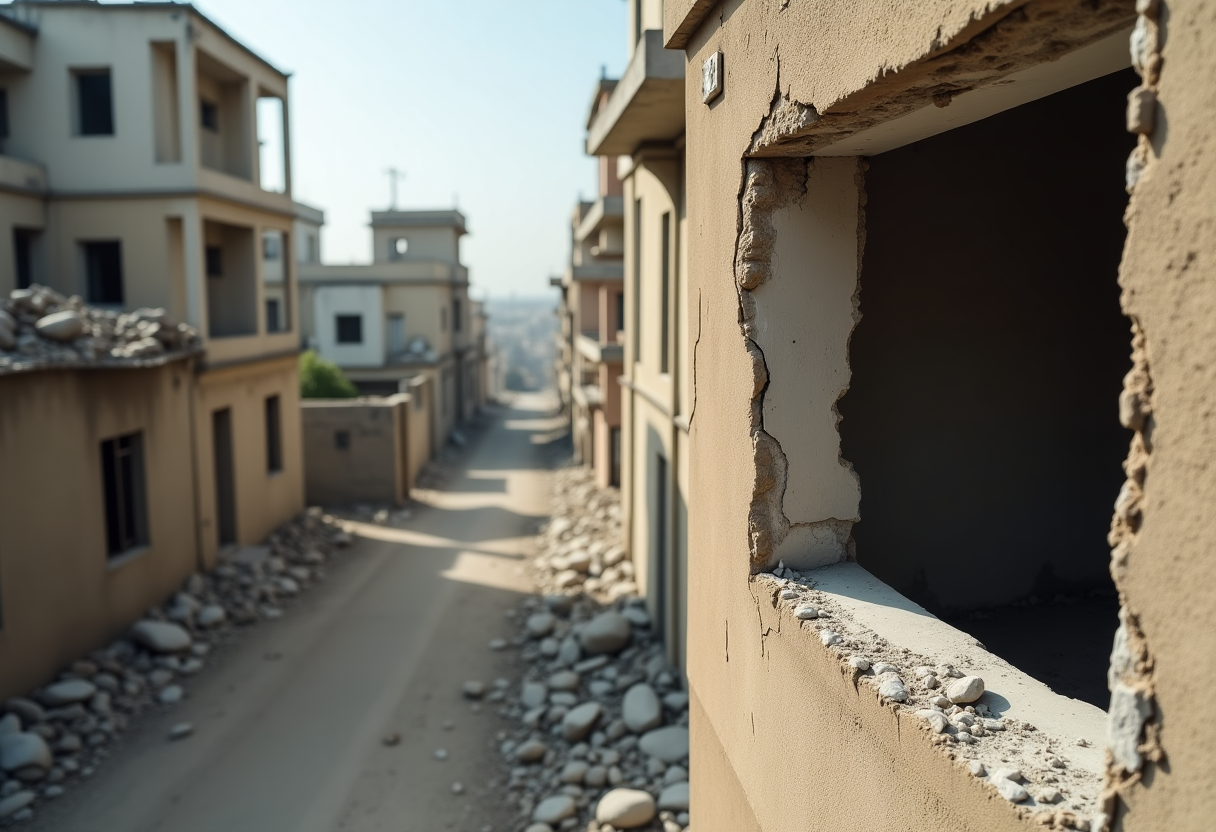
[0,347,201,378]
[756,562,1109,830]
[747,0,1135,157]
[663,0,718,50]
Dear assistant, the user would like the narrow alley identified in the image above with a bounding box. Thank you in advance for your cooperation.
[26,394,560,832]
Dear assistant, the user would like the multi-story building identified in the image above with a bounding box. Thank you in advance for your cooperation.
[298,208,482,451]
[660,1,1215,830]
[581,0,689,671]
[0,1,303,695]
[555,116,626,490]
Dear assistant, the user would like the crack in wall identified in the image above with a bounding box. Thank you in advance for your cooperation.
[688,289,702,428]
[1101,7,1165,828]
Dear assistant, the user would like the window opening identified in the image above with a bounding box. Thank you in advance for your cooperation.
[616,291,625,334]
[76,70,114,136]
[387,313,406,356]
[0,88,10,150]
[453,299,462,332]
[391,237,408,259]
[838,68,1137,708]
[212,408,237,547]
[14,228,36,290]
[336,314,363,344]
[335,430,350,450]
[200,98,219,132]
[205,245,223,277]
[256,96,286,193]
[101,432,148,556]
[83,241,123,305]
[265,395,283,473]
[265,298,281,333]
[263,235,280,261]
[632,197,642,363]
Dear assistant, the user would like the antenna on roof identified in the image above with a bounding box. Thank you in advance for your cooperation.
[384,167,406,210]
[600,64,607,80]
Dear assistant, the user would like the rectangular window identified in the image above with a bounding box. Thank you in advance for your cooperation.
[83,241,123,305]
[387,312,406,355]
[616,291,625,333]
[610,427,621,487]
[336,314,362,344]
[453,299,462,332]
[101,432,148,557]
[265,298,281,333]
[200,98,219,132]
[440,307,447,331]
[334,430,350,450]
[14,229,34,290]
[262,234,280,261]
[205,245,223,277]
[265,395,282,473]
[633,197,642,363]
[0,88,9,140]
[76,70,114,136]
[660,211,671,374]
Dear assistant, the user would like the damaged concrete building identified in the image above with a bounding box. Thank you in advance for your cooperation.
[655,0,1214,830]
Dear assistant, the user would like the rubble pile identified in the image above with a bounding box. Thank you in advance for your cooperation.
[0,284,203,374]
[0,509,353,825]
[474,466,691,832]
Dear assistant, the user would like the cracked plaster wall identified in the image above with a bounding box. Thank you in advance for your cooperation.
[678,0,1213,831]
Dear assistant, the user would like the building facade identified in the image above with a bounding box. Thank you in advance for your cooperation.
[299,208,486,452]
[660,1,1215,831]
[555,136,626,491]
[580,0,691,672]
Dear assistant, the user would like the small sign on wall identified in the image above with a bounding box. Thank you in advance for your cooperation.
[702,51,724,104]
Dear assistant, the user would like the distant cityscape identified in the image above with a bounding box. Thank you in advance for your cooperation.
[486,295,557,393]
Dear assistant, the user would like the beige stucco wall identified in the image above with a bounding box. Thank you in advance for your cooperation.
[193,353,304,568]
[669,0,1190,830]
[0,362,199,700]
[301,397,408,507]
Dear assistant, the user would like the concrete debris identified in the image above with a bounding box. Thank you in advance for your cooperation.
[490,465,690,832]
[0,508,352,821]
[0,285,204,375]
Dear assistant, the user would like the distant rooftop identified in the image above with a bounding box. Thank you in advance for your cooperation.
[369,209,467,236]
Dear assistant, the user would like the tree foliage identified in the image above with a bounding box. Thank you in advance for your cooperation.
[299,350,359,399]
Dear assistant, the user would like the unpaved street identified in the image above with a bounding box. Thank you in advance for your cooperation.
[29,393,561,832]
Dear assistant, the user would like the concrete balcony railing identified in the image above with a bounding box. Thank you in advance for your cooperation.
[0,154,46,194]
[587,29,685,157]
[575,196,624,244]
[576,332,624,366]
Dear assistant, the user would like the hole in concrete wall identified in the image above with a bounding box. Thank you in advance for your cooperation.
[838,68,1138,708]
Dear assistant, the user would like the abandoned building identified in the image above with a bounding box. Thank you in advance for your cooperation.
[657,0,1213,830]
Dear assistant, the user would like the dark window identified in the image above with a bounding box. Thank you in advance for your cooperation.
[263,235,280,261]
[205,245,223,277]
[334,430,350,450]
[453,299,462,332]
[610,427,621,487]
[265,298,281,333]
[101,432,148,557]
[616,292,625,333]
[200,98,219,132]
[77,70,114,136]
[265,395,282,473]
[83,241,123,305]
[336,314,362,344]
[440,307,447,331]
[633,197,642,362]
[660,211,671,374]
[14,229,34,290]
[0,88,10,139]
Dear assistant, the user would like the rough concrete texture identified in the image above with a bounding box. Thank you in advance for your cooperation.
[1101,1,1216,829]
[680,1,1215,830]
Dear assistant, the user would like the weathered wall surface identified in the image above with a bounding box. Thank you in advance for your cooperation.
[0,363,199,699]
[301,396,408,507]
[1102,1,1216,829]
[194,354,304,567]
[672,0,1209,830]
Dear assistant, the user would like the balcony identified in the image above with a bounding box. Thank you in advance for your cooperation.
[575,196,624,244]
[587,30,685,157]
[576,333,624,366]
[568,263,624,283]
[0,155,46,194]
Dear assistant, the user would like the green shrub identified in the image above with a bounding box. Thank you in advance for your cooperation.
[299,350,359,399]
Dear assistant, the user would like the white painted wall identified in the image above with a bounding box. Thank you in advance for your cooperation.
[313,285,383,368]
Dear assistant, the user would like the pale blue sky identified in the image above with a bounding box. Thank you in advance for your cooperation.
[194,0,629,298]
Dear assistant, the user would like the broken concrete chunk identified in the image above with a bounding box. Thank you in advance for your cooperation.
[993,777,1030,803]
[130,620,192,654]
[916,709,949,733]
[595,788,656,828]
[848,656,870,671]
[945,675,985,704]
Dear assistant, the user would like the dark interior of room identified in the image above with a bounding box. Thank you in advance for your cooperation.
[838,67,1139,708]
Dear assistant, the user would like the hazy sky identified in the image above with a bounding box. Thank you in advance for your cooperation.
[192,0,629,299]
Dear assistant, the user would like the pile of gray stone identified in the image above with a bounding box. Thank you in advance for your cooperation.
[0,284,203,374]
[0,509,353,825]
[476,466,690,832]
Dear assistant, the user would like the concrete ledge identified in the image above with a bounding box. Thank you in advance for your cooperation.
[587,30,685,157]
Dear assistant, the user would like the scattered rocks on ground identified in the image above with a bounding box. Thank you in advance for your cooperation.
[0,508,352,825]
[596,788,657,828]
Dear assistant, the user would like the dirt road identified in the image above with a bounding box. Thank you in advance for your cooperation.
[30,393,561,832]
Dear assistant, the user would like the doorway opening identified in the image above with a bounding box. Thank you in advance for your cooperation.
[212,407,238,548]
[838,67,1138,708]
